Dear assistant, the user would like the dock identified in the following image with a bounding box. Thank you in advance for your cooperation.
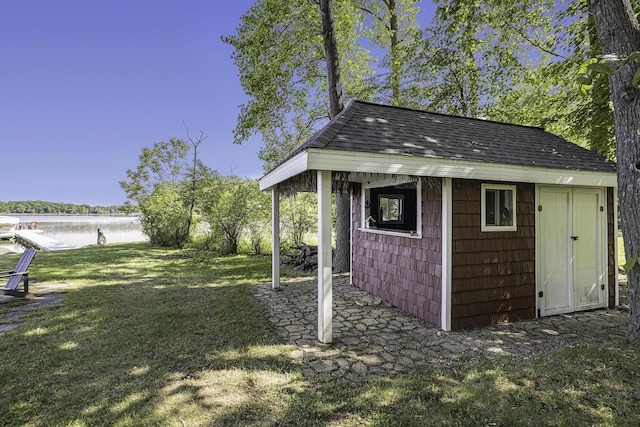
[14,230,74,251]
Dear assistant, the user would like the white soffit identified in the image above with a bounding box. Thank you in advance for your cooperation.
[259,148,617,190]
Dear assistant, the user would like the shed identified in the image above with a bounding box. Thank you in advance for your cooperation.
[259,100,618,343]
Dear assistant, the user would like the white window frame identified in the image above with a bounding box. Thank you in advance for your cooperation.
[481,183,517,232]
[361,177,422,238]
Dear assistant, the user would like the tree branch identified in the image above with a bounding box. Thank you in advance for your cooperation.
[502,19,570,61]
[359,6,385,24]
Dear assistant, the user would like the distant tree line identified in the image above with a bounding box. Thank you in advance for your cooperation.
[0,201,125,215]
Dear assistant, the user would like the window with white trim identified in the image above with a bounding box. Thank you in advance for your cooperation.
[362,179,421,237]
[481,184,517,231]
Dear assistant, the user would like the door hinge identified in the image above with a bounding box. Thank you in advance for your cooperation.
[538,205,543,211]
[601,284,605,290]
[600,206,604,212]
[538,291,544,298]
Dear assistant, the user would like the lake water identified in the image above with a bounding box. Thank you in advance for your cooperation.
[1,215,148,252]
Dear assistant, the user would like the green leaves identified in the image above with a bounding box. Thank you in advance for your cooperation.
[576,58,613,95]
[621,255,640,273]
[121,136,215,248]
[198,176,266,254]
[120,138,192,203]
[577,51,640,95]
[223,0,424,168]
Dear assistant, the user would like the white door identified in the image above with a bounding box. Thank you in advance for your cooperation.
[538,187,606,316]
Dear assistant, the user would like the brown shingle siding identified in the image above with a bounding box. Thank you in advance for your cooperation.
[450,179,536,329]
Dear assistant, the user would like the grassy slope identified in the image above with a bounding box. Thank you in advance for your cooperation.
[0,243,639,426]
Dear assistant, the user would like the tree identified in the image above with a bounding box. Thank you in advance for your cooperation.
[224,0,369,272]
[121,138,191,203]
[244,180,273,255]
[486,0,615,158]
[414,1,556,118]
[222,0,375,170]
[199,176,259,255]
[280,193,318,248]
[120,138,213,247]
[183,127,208,246]
[319,0,351,273]
[138,183,192,247]
[589,0,640,343]
[356,0,422,106]
[418,1,616,159]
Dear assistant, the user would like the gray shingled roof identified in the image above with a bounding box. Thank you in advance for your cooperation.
[284,100,616,173]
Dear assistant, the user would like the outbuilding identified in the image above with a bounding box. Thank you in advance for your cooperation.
[259,100,618,343]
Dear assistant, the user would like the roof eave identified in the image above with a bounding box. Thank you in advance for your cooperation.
[260,148,618,190]
[259,151,308,191]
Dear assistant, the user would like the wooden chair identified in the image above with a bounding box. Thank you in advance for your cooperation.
[1,248,37,297]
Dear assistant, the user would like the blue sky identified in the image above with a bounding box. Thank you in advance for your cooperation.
[1,0,264,206]
[1,1,434,206]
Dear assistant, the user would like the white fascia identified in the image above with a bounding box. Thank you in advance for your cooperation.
[259,151,309,191]
[306,149,617,188]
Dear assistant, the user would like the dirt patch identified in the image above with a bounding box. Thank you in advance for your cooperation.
[1,284,69,335]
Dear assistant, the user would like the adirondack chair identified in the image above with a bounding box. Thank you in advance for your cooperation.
[0,248,37,297]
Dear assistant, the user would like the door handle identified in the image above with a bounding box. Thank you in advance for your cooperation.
[571,236,579,241]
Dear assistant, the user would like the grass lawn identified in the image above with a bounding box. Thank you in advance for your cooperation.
[1,243,640,426]
[618,233,627,271]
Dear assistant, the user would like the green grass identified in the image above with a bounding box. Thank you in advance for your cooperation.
[1,243,640,426]
[618,233,626,269]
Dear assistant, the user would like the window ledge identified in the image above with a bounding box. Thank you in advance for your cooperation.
[481,225,517,232]
[358,227,421,239]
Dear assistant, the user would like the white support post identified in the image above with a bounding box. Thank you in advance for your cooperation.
[349,187,353,285]
[271,187,280,289]
[317,170,333,343]
[614,188,619,306]
[441,177,452,331]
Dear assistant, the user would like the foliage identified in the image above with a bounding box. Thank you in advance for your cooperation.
[355,0,423,106]
[0,200,124,215]
[280,192,317,249]
[120,138,192,204]
[137,183,193,247]
[622,255,640,273]
[418,0,615,159]
[120,138,214,248]
[199,176,267,255]
[1,244,639,426]
[245,183,272,255]
[222,0,378,170]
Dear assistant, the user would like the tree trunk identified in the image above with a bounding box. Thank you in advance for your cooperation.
[587,10,614,156]
[387,0,400,105]
[334,192,350,272]
[320,0,350,273]
[590,0,640,343]
[320,0,345,117]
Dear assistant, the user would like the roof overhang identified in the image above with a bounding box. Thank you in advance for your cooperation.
[259,148,617,191]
